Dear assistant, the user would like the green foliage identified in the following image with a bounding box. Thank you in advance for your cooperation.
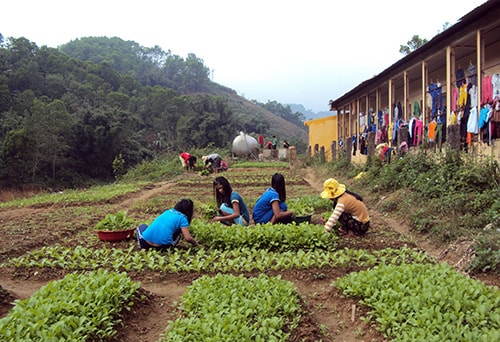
[257,100,306,128]
[164,274,301,341]
[336,263,500,341]
[399,34,429,55]
[0,35,308,187]
[94,210,136,231]
[287,195,332,216]
[200,203,218,220]
[326,153,358,176]
[3,245,432,273]
[0,182,146,209]
[190,220,337,251]
[0,269,140,341]
[360,150,500,244]
[469,231,500,273]
[121,154,183,182]
[112,153,126,180]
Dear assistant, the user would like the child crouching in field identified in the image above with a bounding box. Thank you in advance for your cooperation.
[210,176,250,226]
[252,173,295,224]
[137,199,199,251]
[320,178,370,238]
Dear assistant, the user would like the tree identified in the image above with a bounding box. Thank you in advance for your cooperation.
[399,35,428,56]
[26,98,75,180]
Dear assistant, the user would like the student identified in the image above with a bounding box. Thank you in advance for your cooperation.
[202,153,223,173]
[252,173,295,224]
[211,176,250,226]
[179,152,197,172]
[137,199,199,250]
[320,178,370,237]
[272,135,278,149]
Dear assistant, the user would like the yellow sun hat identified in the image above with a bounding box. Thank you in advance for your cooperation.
[320,178,346,199]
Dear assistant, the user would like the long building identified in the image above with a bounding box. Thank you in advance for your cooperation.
[305,0,500,163]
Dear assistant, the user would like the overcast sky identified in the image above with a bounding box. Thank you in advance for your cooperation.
[1,0,489,112]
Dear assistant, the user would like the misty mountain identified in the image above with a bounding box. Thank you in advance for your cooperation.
[287,103,332,121]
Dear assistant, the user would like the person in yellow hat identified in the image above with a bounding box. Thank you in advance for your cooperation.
[320,178,370,237]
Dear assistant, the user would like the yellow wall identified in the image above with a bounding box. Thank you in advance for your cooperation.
[304,115,338,161]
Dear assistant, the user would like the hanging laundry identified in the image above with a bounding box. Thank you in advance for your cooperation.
[413,118,423,146]
[377,110,383,128]
[482,75,492,104]
[452,87,458,112]
[479,104,492,129]
[408,116,416,143]
[492,74,500,101]
[413,100,421,117]
[359,112,366,130]
[469,85,478,108]
[456,66,466,87]
[467,62,477,86]
[458,83,468,109]
[428,120,437,142]
[428,82,443,118]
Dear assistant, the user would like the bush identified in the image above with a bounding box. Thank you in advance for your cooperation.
[469,231,500,274]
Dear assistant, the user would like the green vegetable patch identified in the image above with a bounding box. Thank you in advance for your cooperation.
[164,274,301,341]
[335,263,500,341]
[0,269,140,341]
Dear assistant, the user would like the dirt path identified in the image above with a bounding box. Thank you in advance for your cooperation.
[302,168,479,277]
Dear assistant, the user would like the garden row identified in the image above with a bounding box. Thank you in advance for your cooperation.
[2,219,500,340]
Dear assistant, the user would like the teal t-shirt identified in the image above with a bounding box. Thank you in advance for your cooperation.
[142,208,189,245]
[230,190,250,223]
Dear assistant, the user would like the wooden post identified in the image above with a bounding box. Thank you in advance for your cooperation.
[289,146,297,175]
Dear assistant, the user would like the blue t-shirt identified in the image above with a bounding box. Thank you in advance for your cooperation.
[230,191,250,223]
[142,208,189,245]
[252,188,287,224]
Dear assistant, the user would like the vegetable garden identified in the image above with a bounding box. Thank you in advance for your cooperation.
[0,164,498,341]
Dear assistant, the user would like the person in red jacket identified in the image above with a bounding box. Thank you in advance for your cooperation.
[179,151,197,172]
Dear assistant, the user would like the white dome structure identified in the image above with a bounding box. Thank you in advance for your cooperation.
[232,132,259,157]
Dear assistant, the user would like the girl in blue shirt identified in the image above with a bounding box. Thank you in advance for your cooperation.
[137,199,199,251]
[211,176,250,226]
[252,173,295,224]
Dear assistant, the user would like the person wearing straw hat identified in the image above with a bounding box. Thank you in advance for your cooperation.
[320,178,370,237]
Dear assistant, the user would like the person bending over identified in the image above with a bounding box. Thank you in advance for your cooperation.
[137,198,199,251]
[320,178,370,238]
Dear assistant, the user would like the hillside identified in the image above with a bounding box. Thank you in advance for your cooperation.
[0,36,309,187]
[207,83,308,144]
[60,36,308,145]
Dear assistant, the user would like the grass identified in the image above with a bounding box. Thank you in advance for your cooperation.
[0,182,148,209]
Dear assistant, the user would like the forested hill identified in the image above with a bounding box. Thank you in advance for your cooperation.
[60,37,308,143]
[0,35,307,187]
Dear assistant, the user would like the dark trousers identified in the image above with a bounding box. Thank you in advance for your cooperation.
[136,224,179,251]
[338,213,369,235]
